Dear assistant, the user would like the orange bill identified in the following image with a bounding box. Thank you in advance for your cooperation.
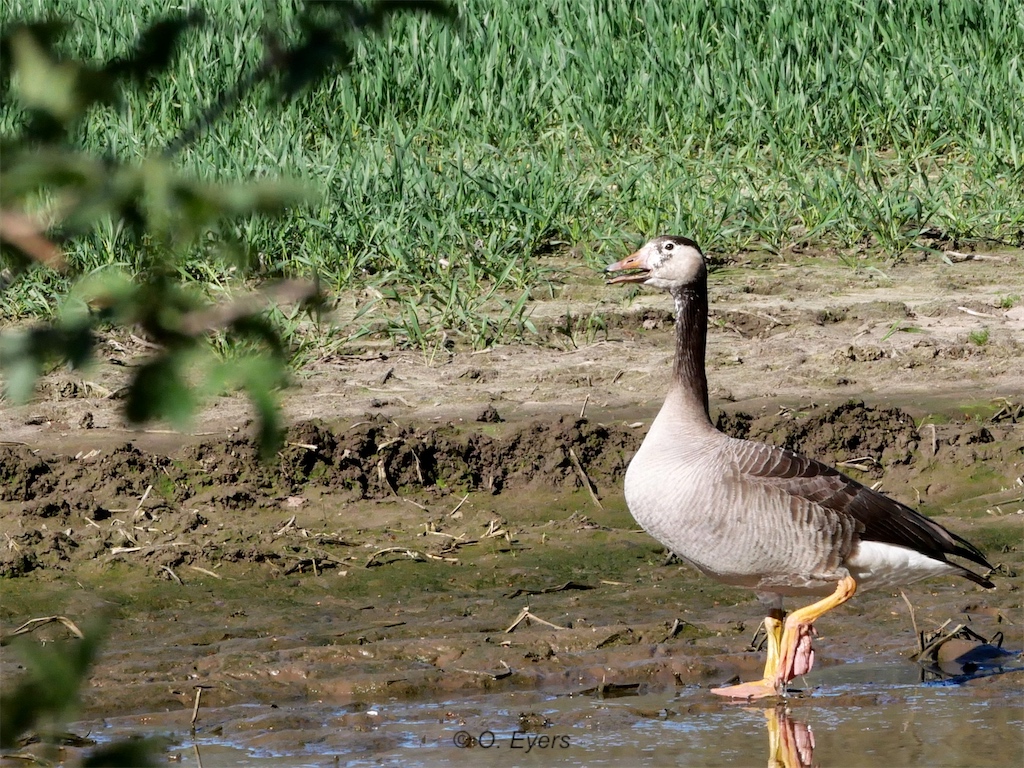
[604,249,651,284]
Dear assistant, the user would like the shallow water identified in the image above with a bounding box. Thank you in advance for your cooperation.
[72,661,1023,768]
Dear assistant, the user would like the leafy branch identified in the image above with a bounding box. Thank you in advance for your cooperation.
[0,1,453,456]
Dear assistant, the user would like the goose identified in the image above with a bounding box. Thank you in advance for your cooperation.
[606,235,995,699]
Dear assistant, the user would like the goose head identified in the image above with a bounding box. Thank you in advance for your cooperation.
[605,235,706,291]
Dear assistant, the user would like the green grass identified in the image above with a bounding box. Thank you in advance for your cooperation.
[996,294,1020,309]
[3,0,1023,349]
[968,326,991,346]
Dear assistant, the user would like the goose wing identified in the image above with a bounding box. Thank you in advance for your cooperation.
[728,438,995,588]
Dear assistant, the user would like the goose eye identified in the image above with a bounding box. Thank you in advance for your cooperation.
[664,242,674,251]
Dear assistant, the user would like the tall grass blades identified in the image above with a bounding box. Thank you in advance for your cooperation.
[2,0,1022,343]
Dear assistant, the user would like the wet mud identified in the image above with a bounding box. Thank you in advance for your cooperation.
[2,402,1022,766]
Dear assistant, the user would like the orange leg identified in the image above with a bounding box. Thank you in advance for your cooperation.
[712,576,857,699]
[710,609,785,699]
[775,576,857,688]
[763,610,785,677]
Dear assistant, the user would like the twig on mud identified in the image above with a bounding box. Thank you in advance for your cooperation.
[160,565,183,585]
[133,484,153,519]
[747,620,769,652]
[579,394,589,420]
[667,617,698,639]
[482,518,510,539]
[909,620,990,663]
[1,615,85,645]
[376,459,397,495]
[455,660,513,680]
[900,589,923,653]
[568,447,602,509]
[108,542,189,556]
[365,546,458,567]
[422,525,477,556]
[449,493,470,517]
[286,442,319,451]
[925,423,938,457]
[190,686,209,730]
[186,565,223,580]
[945,251,1004,263]
[333,620,406,638]
[836,456,879,470]
[275,515,297,535]
[424,530,473,543]
[279,547,351,575]
[304,548,354,565]
[504,581,593,599]
[577,680,643,698]
[957,305,997,317]
[505,607,567,633]
[111,521,139,546]
[404,498,429,512]
[142,429,218,436]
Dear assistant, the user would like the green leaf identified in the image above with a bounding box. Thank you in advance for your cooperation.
[0,621,106,749]
[124,355,196,428]
[9,27,114,127]
[2,355,39,403]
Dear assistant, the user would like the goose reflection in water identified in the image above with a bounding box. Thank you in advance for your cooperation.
[763,705,815,768]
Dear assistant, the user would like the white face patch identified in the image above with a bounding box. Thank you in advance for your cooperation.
[641,238,706,288]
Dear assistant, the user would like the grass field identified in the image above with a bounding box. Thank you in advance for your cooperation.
[2,0,1023,347]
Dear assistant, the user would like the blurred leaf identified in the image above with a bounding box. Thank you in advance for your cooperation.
[81,737,166,768]
[279,1,454,97]
[0,209,65,269]
[9,27,115,128]
[0,622,105,749]
[2,355,39,403]
[185,179,313,220]
[0,20,68,101]
[279,28,352,98]
[0,322,94,402]
[102,11,205,84]
[125,355,196,427]
[204,353,286,457]
[367,0,457,29]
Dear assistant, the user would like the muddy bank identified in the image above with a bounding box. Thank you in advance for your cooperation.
[1,401,1021,581]
[2,405,1021,717]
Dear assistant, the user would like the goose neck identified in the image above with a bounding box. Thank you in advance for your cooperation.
[669,285,711,424]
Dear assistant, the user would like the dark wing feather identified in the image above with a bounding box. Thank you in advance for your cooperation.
[730,439,995,588]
